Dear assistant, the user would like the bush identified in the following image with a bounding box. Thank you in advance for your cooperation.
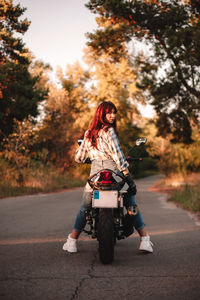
[0,158,85,199]
[129,157,159,178]
[145,123,200,177]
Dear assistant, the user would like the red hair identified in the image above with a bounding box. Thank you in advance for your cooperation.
[87,101,117,148]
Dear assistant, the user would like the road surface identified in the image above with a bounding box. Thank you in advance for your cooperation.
[0,175,200,300]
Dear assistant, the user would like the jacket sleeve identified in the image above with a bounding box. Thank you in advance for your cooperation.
[107,127,129,171]
[75,131,89,163]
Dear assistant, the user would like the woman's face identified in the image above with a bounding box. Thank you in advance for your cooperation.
[105,109,116,124]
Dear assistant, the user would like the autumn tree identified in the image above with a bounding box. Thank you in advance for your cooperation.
[83,9,146,151]
[86,0,200,143]
[29,59,52,91]
[0,0,47,141]
[84,46,144,152]
[2,117,38,185]
[143,120,200,177]
[38,63,90,169]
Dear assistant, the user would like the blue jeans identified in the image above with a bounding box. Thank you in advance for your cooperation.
[73,159,145,233]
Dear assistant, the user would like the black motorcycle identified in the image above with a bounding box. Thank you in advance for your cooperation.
[80,137,147,264]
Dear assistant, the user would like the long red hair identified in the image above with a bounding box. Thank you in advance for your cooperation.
[87,101,117,148]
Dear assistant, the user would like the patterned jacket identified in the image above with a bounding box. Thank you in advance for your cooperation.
[75,127,129,172]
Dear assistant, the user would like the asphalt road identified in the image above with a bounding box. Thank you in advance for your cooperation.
[0,175,200,300]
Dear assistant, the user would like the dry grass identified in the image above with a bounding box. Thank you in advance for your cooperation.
[0,164,86,199]
[151,172,200,214]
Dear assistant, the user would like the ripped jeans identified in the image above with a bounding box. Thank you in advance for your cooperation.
[73,159,145,233]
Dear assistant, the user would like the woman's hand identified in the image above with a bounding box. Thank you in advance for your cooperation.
[122,168,129,176]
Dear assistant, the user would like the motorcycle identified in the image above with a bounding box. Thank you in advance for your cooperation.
[79,137,147,264]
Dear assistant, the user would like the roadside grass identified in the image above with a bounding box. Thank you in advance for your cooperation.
[0,176,85,199]
[169,185,200,213]
[0,162,86,199]
[152,172,200,213]
[0,184,42,199]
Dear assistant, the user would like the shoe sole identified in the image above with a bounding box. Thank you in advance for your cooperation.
[139,249,153,253]
[63,246,77,252]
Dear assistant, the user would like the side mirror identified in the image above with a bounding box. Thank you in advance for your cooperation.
[135,137,147,147]
[78,139,83,146]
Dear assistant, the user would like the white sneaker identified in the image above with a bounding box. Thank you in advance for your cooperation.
[139,235,153,253]
[63,234,77,253]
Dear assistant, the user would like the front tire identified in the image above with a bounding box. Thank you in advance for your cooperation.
[97,208,114,264]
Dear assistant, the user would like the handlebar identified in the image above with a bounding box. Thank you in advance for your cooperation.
[126,156,143,162]
[84,157,143,164]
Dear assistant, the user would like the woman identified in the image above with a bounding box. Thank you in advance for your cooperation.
[63,101,153,253]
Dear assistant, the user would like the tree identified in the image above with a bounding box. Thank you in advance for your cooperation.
[84,47,143,150]
[144,120,200,177]
[85,0,200,143]
[0,0,30,63]
[2,117,38,185]
[0,0,47,141]
[38,63,90,169]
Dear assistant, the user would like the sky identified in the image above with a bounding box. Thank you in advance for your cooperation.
[14,0,154,117]
[15,0,97,73]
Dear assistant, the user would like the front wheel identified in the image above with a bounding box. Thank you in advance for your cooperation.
[97,208,115,264]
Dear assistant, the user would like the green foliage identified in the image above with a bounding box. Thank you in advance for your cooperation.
[145,122,200,176]
[0,0,47,140]
[0,0,30,63]
[86,0,200,143]
[129,157,159,178]
[0,62,47,139]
